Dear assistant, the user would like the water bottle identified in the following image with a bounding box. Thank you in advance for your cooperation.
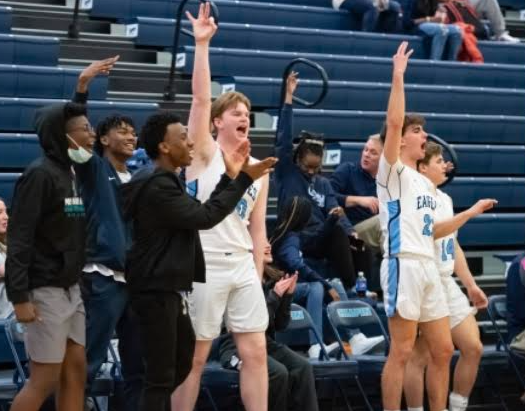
[356,271,367,298]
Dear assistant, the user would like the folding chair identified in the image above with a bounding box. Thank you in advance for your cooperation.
[4,316,115,411]
[326,300,389,406]
[278,303,373,411]
[487,294,525,390]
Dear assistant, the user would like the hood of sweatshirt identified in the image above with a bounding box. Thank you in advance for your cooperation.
[34,103,72,169]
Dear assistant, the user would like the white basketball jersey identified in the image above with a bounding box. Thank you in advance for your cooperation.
[192,146,262,254]
[377,155,437,259]
[433,189,456,276]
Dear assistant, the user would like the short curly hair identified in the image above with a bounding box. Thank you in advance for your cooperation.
[95,114,135,155]
[139,112,182,160]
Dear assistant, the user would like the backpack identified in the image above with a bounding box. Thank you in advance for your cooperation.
[443,0,488,39]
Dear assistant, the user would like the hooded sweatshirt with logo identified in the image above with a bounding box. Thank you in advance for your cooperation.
[5,103,86,304]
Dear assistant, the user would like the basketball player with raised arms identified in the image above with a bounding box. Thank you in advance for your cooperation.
[171,6,271,411]
[403,142,492,411]
[377,42,496,411]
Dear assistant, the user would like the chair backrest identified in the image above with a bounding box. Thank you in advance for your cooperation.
[326,300,389,358]
[279,304,329,359]
[488,294,507,322]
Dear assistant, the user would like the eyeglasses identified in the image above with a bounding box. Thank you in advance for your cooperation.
[67,124,95,134]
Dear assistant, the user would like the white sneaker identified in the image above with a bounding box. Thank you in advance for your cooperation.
[349,332,385,355]
[497,32,520,43]
[308,343,322,359]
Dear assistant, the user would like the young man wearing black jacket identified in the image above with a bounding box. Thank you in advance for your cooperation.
[70,56,144,411]
[5,102,94,411]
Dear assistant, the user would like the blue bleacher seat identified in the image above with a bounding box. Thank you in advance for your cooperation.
[325,142,525,176]
[223,77,525,115]
[0,34,59,66]
[0,65,108,99]
[0,6,12,33]
[91,0,354,30]
[0,134,41,169]
[179,46,525,89]
[276,109,525,145]
[457,213,525,247]
[0,97,159,132]
[134,18,525,64]
[498,0,525,9]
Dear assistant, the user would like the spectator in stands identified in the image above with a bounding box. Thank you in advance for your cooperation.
[0,197,12,319]
[172,5,272,411]
[403,142,489,411]
[403,0,464,60]
[270,196,341,358]
[219,262,320,411]
[466,0,519,42]
[274,72,358,289]
[506,253,525,344]
[332,0,403,33]
[71,57,144,411]
[5,102,91,411]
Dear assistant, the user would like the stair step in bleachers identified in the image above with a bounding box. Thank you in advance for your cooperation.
[0,6,12,33]
[223,77,525,115]
[179,46,525,89]
[276,109,525,144]
[133,18,525,64]
[0,97,159,132]
[91,0,353,30]
[0,65,108,99]
[325,142,525,176]
[0,33,59,66]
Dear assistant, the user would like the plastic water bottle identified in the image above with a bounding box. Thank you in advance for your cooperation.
[356,271,367,298]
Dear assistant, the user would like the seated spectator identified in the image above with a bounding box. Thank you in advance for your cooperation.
[274,72,359,289]
[332,0,402,33]
[466,0,519,42]
[0,197,12,319]
[270,196,341,358]
[403,0,463,60]
[506,253,525,344]
[219,266,319,411]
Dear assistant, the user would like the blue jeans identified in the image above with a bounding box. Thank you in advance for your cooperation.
[340,0,401,32]
[418,22,463,60]
[293,282,325,345]
[82,272,144,411]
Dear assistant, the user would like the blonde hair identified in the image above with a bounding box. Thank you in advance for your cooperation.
[210,92,251,133]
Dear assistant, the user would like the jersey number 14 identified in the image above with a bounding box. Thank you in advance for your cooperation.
[441,238,455,262]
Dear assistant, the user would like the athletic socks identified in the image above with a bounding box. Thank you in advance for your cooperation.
[449,392,469,411]
[407,407,424,411]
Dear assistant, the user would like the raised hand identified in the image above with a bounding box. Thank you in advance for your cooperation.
[467,198,498,218]
[186,2,217,45]
[78,56,119,91]
[223,140,250,179]
[392,41,413,75]
[286,71,299,100]
[241,156,278,181]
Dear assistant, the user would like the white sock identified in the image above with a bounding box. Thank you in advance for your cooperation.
[407,407,424,411]
[449,391,469,411]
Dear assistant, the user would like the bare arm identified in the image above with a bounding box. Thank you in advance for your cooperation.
[383,42,413,165]
[433,198,497,239]
[249,174,270,279]
[186,2,217,167]
[454,242,488,309]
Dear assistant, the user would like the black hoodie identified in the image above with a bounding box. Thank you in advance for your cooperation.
[5,103,86,304]
[120,167,253,295]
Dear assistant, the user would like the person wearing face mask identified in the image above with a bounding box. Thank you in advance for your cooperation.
[273,72,357,289]
[0,197,13,319]
[5,102,93,411]
[69,57,145,411]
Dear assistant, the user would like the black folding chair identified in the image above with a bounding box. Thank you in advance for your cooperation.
[277,303,373,411]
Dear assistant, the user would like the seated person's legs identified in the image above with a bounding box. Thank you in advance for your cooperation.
[417,22,449,60]
[445,24,463,61]
[293,282,325,356]
[339,0,379,31]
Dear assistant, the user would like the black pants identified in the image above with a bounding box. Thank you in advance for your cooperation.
[267,341,319,411]
[130,293,195,411]
[301,223,357,289]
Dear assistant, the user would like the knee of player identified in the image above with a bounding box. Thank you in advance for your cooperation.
[237,339,267,367]
[429,340,454,363]
[390,342,416,364]
[460,338,483,360]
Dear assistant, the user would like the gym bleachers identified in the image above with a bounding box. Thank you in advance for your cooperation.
[0,6,12,33]
[0,134,40,170]
[132,17,525,64]
[0,34,60,66]
[221,77,525,114]
[179,46,525,89]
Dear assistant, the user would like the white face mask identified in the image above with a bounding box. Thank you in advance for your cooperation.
[66,134,92,164]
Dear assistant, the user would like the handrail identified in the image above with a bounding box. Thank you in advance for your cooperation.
[279,58,329,110]
[164,0,220,101]
[428,133,458,187]
[67,0,81,39]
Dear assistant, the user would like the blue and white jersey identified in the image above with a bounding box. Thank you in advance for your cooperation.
[189,145,261,254]
[434,189,456,276]
[377,155,437,259]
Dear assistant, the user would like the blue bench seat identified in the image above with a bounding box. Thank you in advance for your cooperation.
[0,33,59,66]
[0,6,12,33]
[0,134,41,170]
